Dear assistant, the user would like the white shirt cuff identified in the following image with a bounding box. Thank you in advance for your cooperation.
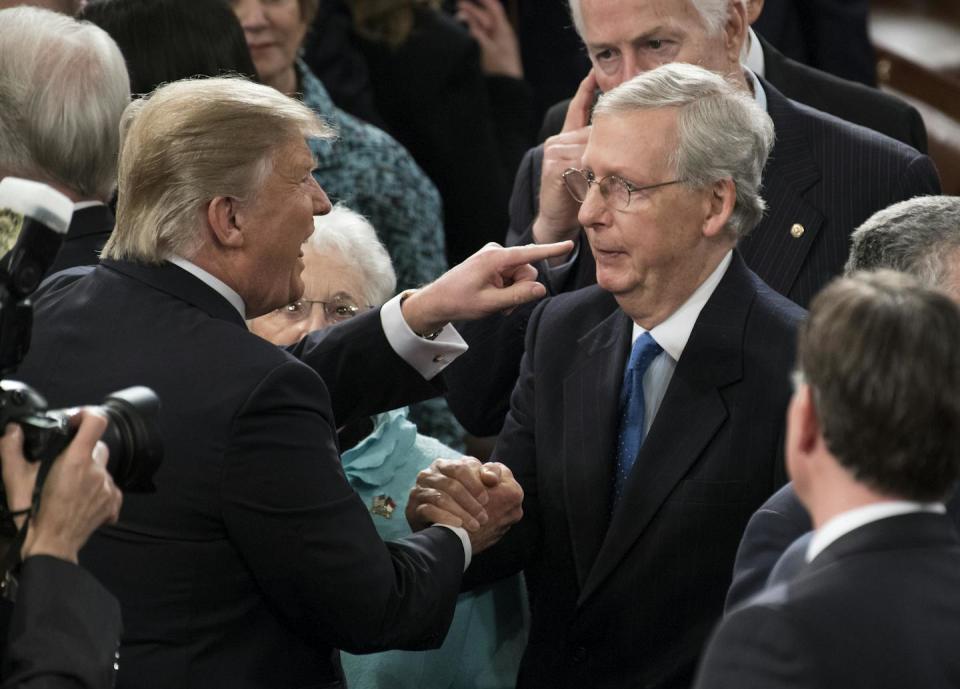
[435,524,472,571]
[380,293,468,380]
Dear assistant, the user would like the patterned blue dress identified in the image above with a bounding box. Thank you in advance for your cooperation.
[340,409,528,689]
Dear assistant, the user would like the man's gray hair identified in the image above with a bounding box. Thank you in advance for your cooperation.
[592,62,774,240]
[307,205,397,307]
[0,6,130,200]
[568,0,741,38]
[103,76,331,263]
[845,195,960,289]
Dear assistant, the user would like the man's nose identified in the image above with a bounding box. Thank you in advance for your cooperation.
[577,181,607,228]
[311,179,332,216]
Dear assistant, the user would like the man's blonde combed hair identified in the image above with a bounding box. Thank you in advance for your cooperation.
[104,76,332,263]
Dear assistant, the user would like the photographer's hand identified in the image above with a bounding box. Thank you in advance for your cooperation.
[2,409,123,564]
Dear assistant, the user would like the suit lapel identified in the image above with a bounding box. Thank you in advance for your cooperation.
[562,306,632,589]
[738,79,823,299]
[578,254,755,605]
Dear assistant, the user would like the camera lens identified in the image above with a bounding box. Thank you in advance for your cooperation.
[99,386,163,493]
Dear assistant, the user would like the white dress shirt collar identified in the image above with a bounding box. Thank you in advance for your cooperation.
[631,250,732,359]
[168,255,246,320]
[806,500,947,563]
[73,200,107,211]
[743,28,766,79]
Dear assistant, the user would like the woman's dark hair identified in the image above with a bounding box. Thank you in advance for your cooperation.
[80,0,258,97]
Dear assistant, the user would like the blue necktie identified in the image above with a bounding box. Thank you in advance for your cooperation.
[613,332,663,505]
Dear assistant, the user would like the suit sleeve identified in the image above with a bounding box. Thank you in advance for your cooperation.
[694,604,814,689]
[2,556,122,689]
[444,301,538,437]
[462,300,549,588]
[286,307,441,427]
[219,360,463,653]
[725,490,812,611]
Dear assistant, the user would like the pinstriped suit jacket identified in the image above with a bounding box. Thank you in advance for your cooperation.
[446,79,942,436]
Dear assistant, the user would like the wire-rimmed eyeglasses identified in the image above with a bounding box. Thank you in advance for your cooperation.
[268,294,373,325]
[562,167,683,211]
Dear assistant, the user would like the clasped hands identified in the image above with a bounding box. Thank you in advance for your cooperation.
[406,457,523,555]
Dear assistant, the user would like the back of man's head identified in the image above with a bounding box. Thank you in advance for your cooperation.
[798,270,960,502]
[593,63,774,240]
[846,195,960,299]
[102,76,330,264]
[0,6,129,201]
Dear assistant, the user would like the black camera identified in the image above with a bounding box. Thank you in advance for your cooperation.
[0,177,163,495]
[0,381,163,493]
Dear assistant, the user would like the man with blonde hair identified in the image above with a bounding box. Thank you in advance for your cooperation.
[15,75,570,689]
[0,6,129,273]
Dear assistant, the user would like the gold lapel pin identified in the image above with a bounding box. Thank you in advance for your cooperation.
[790,223,805,239]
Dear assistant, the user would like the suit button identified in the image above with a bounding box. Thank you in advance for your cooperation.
[571,646,588,664]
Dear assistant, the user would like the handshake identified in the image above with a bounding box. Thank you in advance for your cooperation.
[406,458,524,554]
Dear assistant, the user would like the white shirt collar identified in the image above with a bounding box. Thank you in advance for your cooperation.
[168,255,247,320]
[73,200,107,211]
[806,500,947,563]
[742,28,766,79]
[631,250,732,359]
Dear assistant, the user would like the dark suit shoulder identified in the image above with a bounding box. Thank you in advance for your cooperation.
[532,284,618,334]
[761,35,926,152]
[771,90,936,188]
[694,592,811,689]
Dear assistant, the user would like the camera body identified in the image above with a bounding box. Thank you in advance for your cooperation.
[0,380,162,493]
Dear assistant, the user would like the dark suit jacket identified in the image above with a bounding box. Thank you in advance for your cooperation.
[754,0,876,87]
[44,204,114,278]
[726,480,960,610]
[447,78,940,436]
[464,253,804,689]
[15,260,465,689]
[695,512,960,689]
[1,556,121,689]
[537,36,925,151]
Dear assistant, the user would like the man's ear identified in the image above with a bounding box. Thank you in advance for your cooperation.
[724,0,749,63]
[701,178,736,239]
[795,384,821,455]
[206,196,244,249]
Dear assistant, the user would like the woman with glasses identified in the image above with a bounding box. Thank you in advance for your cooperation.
[249,206,528,689]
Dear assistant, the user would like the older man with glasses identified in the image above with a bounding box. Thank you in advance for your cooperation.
[407,62,806,689]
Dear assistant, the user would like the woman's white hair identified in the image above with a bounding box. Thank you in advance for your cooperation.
[307,205,397,307]
[102,76,331,263]
[0,6,130,200]
[593,62,774,240]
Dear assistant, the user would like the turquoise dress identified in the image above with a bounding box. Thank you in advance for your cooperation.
[339,409,528,689]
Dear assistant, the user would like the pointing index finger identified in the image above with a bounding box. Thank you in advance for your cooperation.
[500,241,576,266]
